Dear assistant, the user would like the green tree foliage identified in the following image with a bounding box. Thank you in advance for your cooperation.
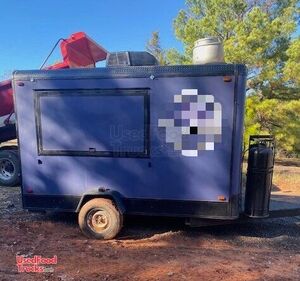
[172,0,299,98]
[284,37,300,87]
[245,96,300,156]
[146,0,299,156]
[146,31,167,65]
[146,32,191,65]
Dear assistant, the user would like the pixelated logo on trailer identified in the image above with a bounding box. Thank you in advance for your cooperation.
[158,89,222,157]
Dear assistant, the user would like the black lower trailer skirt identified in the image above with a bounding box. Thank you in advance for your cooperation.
[187,208,300,227]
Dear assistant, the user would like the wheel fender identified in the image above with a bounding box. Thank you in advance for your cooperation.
[76,189,126,214]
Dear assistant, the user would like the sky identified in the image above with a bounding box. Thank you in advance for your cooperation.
[0,0,185,80]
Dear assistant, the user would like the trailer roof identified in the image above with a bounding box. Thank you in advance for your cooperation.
[13,64,247,81]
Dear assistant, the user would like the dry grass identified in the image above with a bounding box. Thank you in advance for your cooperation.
[243,159,300,196]
[272,163,300,195]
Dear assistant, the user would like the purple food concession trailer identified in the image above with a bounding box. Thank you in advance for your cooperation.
[12,63,247,239]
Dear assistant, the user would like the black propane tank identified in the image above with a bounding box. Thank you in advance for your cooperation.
[244,136,275,218]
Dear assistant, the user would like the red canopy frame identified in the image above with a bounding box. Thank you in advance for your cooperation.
[46,32,108,69]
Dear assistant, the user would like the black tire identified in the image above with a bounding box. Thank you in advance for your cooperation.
[0,150,21,187]
[78,198,123,240]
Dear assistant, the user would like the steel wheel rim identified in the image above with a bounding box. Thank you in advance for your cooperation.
[87,209,110,233]
[0,158,15,181]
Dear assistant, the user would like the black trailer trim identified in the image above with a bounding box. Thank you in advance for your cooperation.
[23,194,81,212]
[34,88,150,158]
[13,64,247,81]
[22,194,239,219]
[229,70,238,217]
[122,196,239,219]
[24,194,300,226]
[187,208,300,227]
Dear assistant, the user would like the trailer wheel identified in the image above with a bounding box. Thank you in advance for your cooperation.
[0,150,21,187]
[78,198,123,240]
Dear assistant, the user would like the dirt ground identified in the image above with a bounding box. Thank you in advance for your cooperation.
[0,163,299,281]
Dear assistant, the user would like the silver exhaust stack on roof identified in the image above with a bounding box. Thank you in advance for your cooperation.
[192,37,224,64]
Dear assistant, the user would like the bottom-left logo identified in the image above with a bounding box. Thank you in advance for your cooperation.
[16,255,57,273]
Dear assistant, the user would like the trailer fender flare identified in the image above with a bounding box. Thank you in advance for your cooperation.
[75,189,126,214]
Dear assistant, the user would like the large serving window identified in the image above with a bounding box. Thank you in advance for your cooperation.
[34,89,149,157]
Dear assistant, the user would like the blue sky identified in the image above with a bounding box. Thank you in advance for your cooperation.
[0,0,184,79]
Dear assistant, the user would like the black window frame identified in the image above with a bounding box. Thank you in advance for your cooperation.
[34,88,150,158]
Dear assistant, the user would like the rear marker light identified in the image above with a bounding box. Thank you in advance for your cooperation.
[218,196,226,201]
[223,76,232,82]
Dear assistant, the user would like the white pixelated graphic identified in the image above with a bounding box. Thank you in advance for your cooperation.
[158,89,222,157]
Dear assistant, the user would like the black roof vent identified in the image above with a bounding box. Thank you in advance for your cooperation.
[106,51,159,67]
